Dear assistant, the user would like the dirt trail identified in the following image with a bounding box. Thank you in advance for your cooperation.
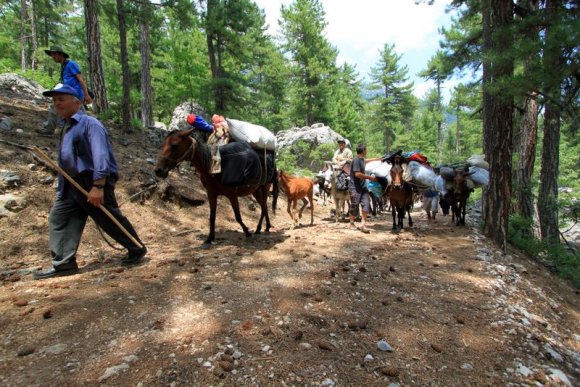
[0,97,579,386]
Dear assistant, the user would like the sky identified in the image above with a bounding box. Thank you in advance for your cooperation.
[253,0,465,101]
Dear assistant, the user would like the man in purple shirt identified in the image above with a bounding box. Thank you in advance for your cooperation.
[34,84,146,280]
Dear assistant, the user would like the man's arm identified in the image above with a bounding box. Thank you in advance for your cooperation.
[75,73,93,104]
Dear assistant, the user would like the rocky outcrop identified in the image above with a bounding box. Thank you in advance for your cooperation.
[275,123,348,150]
[167,101,208,132]
[0,73,46,102]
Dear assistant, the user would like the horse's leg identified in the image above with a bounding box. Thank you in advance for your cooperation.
[287,200,295,229]
[253,187,270,234]
[228,195,251,237]
[390,202,397,230]
[298,197,308,219]
[202,194,218,249]
[407,204,413,227]
[398,206,404,229]
[309,194,314,225]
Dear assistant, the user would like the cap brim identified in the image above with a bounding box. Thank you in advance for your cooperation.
[42,90,76,98]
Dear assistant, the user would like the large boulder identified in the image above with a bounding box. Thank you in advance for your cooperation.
[275,123,347,150]
[275,123,351,170]
[0,73,46,102]
[167,101,208,132]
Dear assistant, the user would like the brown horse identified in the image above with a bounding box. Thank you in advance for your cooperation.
[446,169,474,226]
[386,163,414,230]
[154,129,279,249]
[278,171,314,229]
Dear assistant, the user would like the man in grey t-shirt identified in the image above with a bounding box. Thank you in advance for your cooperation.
[349,143,379,233]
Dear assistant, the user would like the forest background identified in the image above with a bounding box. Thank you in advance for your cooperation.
[0,0,578,285]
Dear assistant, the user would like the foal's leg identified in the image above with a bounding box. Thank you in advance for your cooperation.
[298,197,308,219]
[288,200,296,229]
[227,195,252,237]
[309,193,314,225]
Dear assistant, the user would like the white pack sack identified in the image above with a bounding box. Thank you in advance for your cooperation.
[365,160,391,178]
[226,118,276,151]
[468,166,489,187]
[467,155,489,170]
[405,161,436,189]
[434,175,446,195]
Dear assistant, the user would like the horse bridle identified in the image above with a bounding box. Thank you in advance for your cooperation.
[159,138,194,167]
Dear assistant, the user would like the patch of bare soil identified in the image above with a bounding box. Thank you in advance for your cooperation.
[0,97,579,386]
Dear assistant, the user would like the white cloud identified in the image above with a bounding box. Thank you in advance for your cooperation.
[254,0,464,99]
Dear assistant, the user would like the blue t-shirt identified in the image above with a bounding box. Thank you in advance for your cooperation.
[61,60,84,100]
[57,111,118,197]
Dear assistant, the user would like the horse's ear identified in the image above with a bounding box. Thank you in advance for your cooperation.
[180,128,194,137]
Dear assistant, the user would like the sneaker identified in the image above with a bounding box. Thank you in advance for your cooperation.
[122,246,147,265]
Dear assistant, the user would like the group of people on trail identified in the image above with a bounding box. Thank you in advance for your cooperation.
[32,43,446,279]
[326,140,450,232]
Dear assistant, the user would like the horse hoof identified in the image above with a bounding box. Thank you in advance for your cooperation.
[201,243,212,250]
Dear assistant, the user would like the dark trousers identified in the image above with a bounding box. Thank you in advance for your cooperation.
[49,176,143,267]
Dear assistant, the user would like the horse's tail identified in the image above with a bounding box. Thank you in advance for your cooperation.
[271,165,279,215]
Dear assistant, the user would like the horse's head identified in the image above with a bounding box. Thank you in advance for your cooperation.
[154,129,195,178]
[453,169,473,197]
[390,164,405,188]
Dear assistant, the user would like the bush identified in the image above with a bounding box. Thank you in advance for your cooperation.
[509,215,580,288]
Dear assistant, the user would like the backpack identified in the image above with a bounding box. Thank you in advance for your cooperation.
[335,171,349,191]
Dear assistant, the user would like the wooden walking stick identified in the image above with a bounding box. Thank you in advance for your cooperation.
[32,146,144,249]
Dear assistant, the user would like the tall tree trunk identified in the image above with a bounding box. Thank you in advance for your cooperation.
[515,92,538,229]
[482,0,514,251]
[205,0,226,112]
[20,0,28,72]
[538,0,562,242]
[140,21,153,128]
[117,0,132,133]
[29,0,37,70]
[84,0,108,114]
[513,0,539,237]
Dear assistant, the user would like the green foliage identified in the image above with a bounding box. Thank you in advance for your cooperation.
[276,147,298,175]
[509,215,580,288]
[368,43,416,150]
[310,142,335,166]
[280,0,338,127]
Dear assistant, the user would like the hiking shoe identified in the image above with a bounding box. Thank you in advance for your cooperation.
[33,261,79,280]
[122,246,147,265]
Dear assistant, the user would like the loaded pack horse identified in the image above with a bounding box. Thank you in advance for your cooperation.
[386,161,414,230]
[325,161,351,222]
[446,168,474,226]
[154,129,279,249]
